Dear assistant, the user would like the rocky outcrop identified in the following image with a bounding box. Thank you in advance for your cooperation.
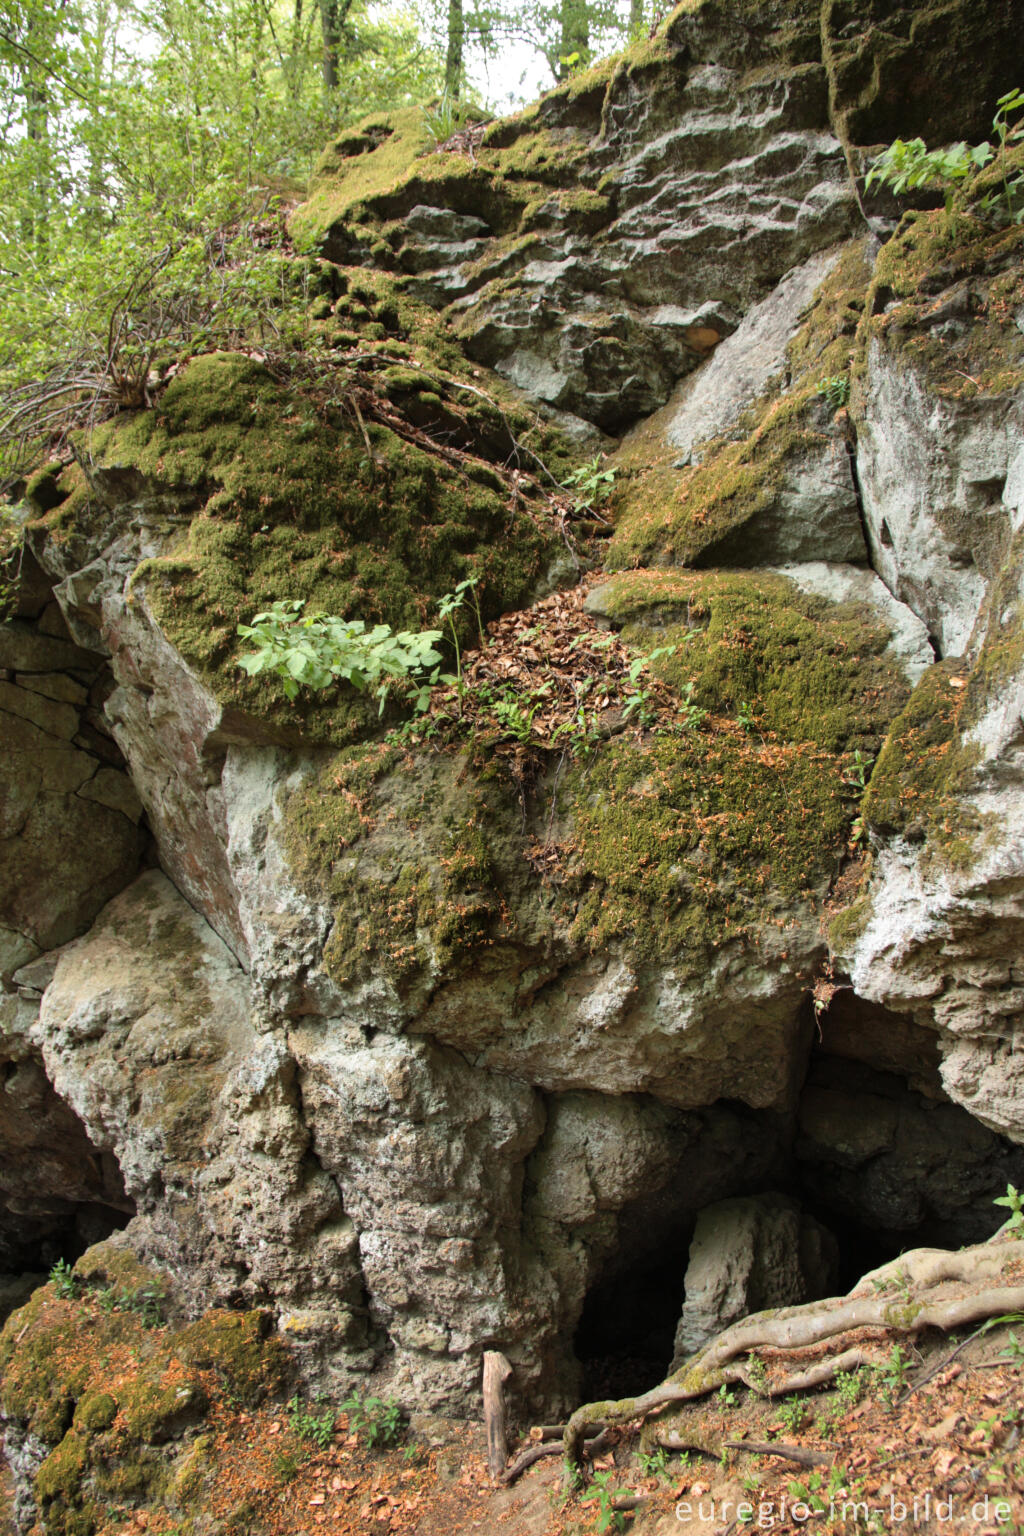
[0,610,144,983]
[671,1193,837,1365]
[3,1,1024,1497]
[827,199,1024,1145]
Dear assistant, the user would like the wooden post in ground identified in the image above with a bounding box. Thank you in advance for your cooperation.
[482,1350,513,1480]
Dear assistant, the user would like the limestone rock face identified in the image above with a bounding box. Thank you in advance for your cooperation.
[830,234,1024,1146]
[856,340,1022,657]
[4,0,1024,1450]
[29,870,362,1359]
[0,614,144,982]
[671,1194,838,1366]
[797,1056,1024,1248]
[435,18,857,432]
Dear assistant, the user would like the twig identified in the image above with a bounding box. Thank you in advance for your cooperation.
[723,1440,832,1468]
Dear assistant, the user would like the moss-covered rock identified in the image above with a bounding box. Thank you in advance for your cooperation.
[607,240,873,568]
[0,1247,291,1536]
[32,345,566,745]
[592,566,911,756]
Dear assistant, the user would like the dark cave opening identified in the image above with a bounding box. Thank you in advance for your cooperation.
[568,995,1024,1399]
[573,1230,692,1403]
[0,1050,136,1322]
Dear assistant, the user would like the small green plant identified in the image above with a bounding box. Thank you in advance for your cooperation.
[563,455,616,514]
[999,1329,1024,1363]
[287,1394,336,1449]
[980,88,1024,225]
[589,1468,631,1534]
[237,600,445,714]
[49,1259,78,1299]
[736,700,756,734]
[420,90,477,146]
[995,1183,1024,1234]
[488,682,551,742]
[436,574,485,683]
[116,1283,167,1328]
[341,1389,405,1449]
[788,1473,826,1514]
[679,681,708,730]
[877,1343,911,1405]
[777,1397,809,1434]
[833,1366,866,1407]
[717,1383,738,1412]
[621,643,677,727]
[744,1355,768,1393]
[843,749,873,793]
[635,1445,669,1480]
[865,88,1024,227]
[816,374,850,410]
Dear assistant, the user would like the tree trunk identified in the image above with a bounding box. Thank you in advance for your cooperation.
[444,0,464,100]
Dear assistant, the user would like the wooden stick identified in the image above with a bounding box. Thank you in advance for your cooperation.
[483,1350,513,1480]
[724,1440,832,1468]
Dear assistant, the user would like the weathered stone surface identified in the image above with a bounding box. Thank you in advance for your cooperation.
[855,339,1022,657]
[31,870,360,1355]
[797,1056,1024,1248]
[773,562,935,684]
[452,51,857,431]
[830,231,1024,1145]
[671,1193,838,1366]
[0,617,144,980]
[4,0,1024,1441]
[665,248,846,464]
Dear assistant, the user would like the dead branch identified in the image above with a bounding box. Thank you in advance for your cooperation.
[502,1429,613,1486]
[723,1440,832,1468]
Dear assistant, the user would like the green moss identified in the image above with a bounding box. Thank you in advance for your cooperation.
[24,459,67,515]
[73,1239,166,1296]
[858,164,1024,402]
[862,660,983,856]
[608,240,874,569]
[35,1430,89,1503]
[561,729,849,961]
[175,1310,286,1406]
[282,740,538,987]
[597,566,909,756]
[826,885,873,958]
[289,107,435,249]
[73,1392,119,1432]
[0,1287,94,1441]
[40,349,560,744]
[0,1261,291,1536]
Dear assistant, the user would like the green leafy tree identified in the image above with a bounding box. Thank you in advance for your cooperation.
[0,0,443,484]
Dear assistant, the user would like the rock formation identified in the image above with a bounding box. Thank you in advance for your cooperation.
[3,0,1024,1527]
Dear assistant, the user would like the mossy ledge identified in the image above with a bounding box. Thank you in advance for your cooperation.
[0,1241,289,1536]
[30,340,569,745]
[281,720,857,994]
[592,565,910,758]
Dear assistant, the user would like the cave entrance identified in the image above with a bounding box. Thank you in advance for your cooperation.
[573,1229,691,1403]
[0,1050,135,1322]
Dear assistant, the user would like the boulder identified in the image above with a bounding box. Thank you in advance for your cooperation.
[671,1194,838,1365]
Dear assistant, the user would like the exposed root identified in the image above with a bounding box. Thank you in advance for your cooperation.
[562,1237,1024,1486]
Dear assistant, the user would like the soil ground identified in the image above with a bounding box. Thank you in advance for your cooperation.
[3,1320,1020,1536]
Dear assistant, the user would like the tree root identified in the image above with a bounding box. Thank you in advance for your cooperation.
[562,1236,1024,1486]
